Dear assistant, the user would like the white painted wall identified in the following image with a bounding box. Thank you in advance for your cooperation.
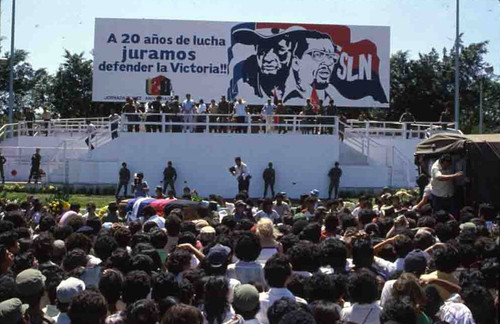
[77,133,340,198]
[2,133,422,196]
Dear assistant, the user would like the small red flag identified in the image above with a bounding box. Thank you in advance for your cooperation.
[310,80,319,113]
[273,87,279,106]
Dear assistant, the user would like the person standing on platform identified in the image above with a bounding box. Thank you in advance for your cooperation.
[439,107,452,123]
[147,96,163,133]
[84,120,96,150]
[132,172,149,198]
[109,108,120,140]
[275,100,287,134]
[0,150,6,184]
[230,157,251,193]
[116,162,131,198]
[328,161,342,200]
[41,107,52,136]
[208,99,219,133]
[168,95,181,133]
[301,98,315,134]
[233,98,248,133]
[323,98,338,135]
[196,99,208,133]
[122,97,138,132]
[399,108,416,139]
[218,95,230,133]
[163,161,177,196]
[261,98,276,134]
[28,148,42,184]
[263,162,276,198]
[24,107,35,136]
[181,94,196,133]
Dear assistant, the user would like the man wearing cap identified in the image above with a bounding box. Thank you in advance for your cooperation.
[230,157,251,193]
[0,298,29,324]
[16,268,55,323]
[232,27,295,100]
[54,277,85,324]
[233,284,262,324]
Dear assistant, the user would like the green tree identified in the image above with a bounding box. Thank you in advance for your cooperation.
[50,50,93,118]
[0,49,48,120]
[388,40,499,133]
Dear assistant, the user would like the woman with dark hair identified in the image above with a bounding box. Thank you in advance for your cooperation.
[202,276,243,324]
[392,273,432,324]
[0,244,14,275]
[341,269,382,324]
[162,304,203,324]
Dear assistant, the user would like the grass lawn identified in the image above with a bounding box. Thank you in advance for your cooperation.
[3,192,116,209]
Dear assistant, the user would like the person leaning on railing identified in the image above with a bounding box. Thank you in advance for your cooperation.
[24,107,35,136]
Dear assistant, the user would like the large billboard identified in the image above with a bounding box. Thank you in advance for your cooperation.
[93,18,390,107]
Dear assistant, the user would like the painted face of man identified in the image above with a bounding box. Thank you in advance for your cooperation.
[256,39,292,75]
[294,38,338,90]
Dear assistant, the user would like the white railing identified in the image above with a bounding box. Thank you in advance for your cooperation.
[120,113,339,135]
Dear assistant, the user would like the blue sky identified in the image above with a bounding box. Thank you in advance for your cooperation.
[1,0,499,74]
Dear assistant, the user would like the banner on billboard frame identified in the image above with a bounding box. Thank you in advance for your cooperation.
[93,18,390,107]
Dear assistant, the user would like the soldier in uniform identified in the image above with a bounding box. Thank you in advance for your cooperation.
[323,98,338,135]
[0,150,6,184]
[24,107,36,136]
[218,95,230,133]
[328,161,343,200]
[116,162,131,198]
[301,98,316,134]
[28,148,42,184]
[262,162,276,198]
[122,97,138,132]
[162,161,177,196]
[147,96,163,132]
[168,96,181,133]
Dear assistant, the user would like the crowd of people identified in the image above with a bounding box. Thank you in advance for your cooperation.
[0,150,498,324]
[117,94,345,136]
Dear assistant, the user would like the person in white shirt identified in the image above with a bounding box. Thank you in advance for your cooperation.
[182,93,196,133]
[227,233,266,285]
[272,193,290,219]
[256,254,307,324]
[197,99,208,132]
[430,154,463,213]
[230,157,251,193]
[233,98,248,133]
[85,120,97,150]
[255,199,280,224]
[341,269,382,324]
[261,99,276,133]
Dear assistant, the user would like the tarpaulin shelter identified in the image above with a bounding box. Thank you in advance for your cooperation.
[415,133,500,207]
